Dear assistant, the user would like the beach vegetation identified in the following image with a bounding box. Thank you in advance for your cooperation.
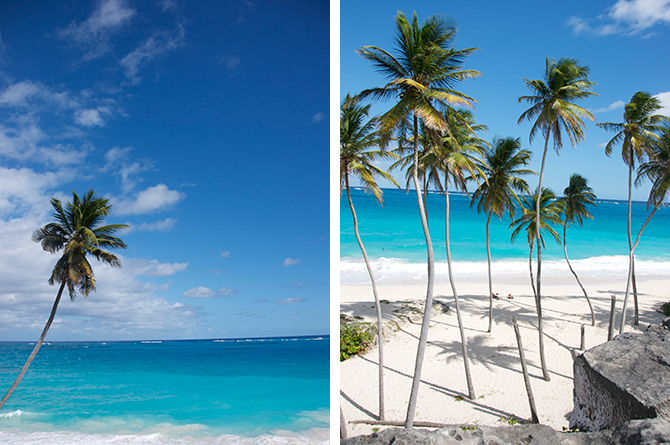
[341,93,399,420]
[498,415,521,425]
[657,301,670,316]
[471,136,534,333]
[518,57,597,381]
[0,190,128,410]
[357,10,480,426]
[340,323,374,361]
[559,174,597,326]
[597,92,670,330]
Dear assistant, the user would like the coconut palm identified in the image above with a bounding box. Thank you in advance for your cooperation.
[340,93,398,420]
[596,92,669,326]
[422,108,487,400]
[518,57,596,381]
[560,174,596,326]
[357,11,480,427]
[0,190,127,410]
[471,137,534,332]
[510,188,564,292]
[619,123,670,333]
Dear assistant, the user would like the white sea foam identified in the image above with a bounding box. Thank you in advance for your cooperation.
[340,255,670,284]
[0,428,330,445]
[0,410,28,418]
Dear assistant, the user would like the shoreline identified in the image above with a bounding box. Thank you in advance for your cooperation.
[340,277,669,437]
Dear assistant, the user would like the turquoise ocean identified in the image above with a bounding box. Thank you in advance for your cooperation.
[0,336,329,444]
[341,187,670,284]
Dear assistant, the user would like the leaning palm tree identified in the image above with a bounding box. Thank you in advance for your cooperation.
[340,93,399,421]
[560,174,596,326]
[357,11,480,427]
[471,137,534,332]
[596,92,669,326]
[619,123,670,333]
[518,57,596,381]
[423,108,486,401]
[0,190,128,410]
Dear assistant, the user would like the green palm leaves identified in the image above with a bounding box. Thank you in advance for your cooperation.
[519,58,597,151]
[357,11,480,142]
[510,188,564,249]
[33,191,128,299]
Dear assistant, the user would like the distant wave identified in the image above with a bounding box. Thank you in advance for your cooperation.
[0,410,29,419]
[0,429,330,445]
[140,341,162,344]
[213,336,328,343]
[341,255,670,284]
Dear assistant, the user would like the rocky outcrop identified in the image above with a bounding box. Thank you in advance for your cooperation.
[569,324,670,431]
[341,418,670,445]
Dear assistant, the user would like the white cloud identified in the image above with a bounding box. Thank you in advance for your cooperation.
[114,184,184,215]
[129,217,177,232]
[590,100,626,114]
[182,286,238,298]
[58,0,136,60]
[128,258,188,277]
[74,108,108,127]
[656,91,670,116]
[220,251,231,258]
[311,112,324,123]
[283,257,302,266]
[120,25,186,84]
[276,297,306,305]
[0,81,40,106]
[568,0,670,36]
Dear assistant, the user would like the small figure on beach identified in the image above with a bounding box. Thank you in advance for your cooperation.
[493,292,500,300]
[508,293,514,299]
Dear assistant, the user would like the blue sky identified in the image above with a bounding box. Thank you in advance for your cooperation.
[0,0,329,341]
[341,0,670,202]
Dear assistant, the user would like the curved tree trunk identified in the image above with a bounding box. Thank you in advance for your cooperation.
[620,206,657,333]
[0,281,66,410]
[345,176,385,420]
[626,155,639,326]
[405,114,436,428]
[535,133,551,381]
[486,212,493,333]
[563,223,595,326]
[445,184,475,399]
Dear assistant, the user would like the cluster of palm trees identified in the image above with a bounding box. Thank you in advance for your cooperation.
[340,10,670,429]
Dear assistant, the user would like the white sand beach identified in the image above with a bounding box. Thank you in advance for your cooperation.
[340,274,670,437]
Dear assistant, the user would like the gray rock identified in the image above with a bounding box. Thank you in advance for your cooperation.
[341,418,670,445]
[569,328,670,431]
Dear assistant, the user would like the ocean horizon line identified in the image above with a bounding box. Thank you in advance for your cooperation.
[352,185,658,205]
[0,334,330,344]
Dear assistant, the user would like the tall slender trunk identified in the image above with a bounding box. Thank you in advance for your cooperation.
[486,212,493,333]
[445,183,475,399]
[405,114,436,428]
[345,176,385,420]
[535,133,550,381]
[529,242,536,298]
[0,281,66,410]
[626,154,639,325]
[535,235,549,381]
[620,206,658,333]
[563,223,595,326]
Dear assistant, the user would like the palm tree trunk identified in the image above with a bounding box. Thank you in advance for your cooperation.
[529,242,536,298]
[563,223,595,326]
[620,206,657,333]
[0,281,66,410]
[626,154,639,326]
[445,183,475,399]
[486,212,493,333]
[345,175,385,421]
[535,133,550,381]
[405,114,436,428]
